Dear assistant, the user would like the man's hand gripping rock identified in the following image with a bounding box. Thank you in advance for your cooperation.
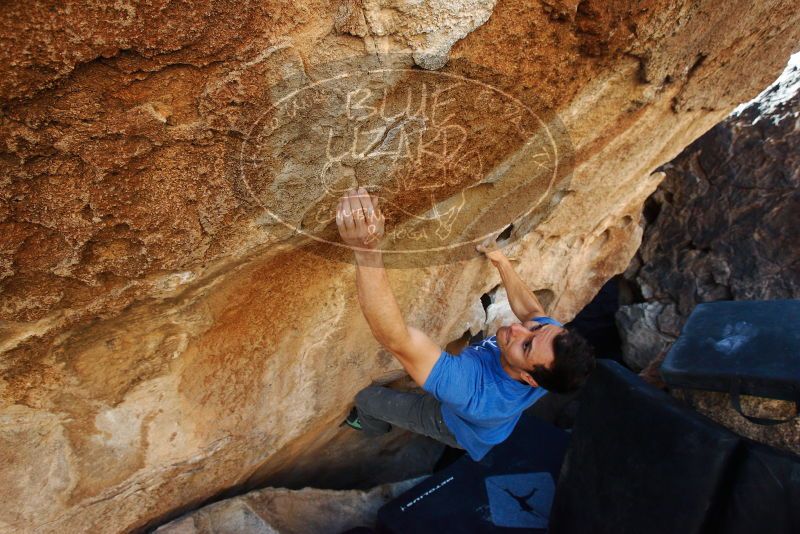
[336,187,385,250]
[476,233,509,267]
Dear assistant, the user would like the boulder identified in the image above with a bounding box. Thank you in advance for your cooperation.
[155,477,423,534]
[615,302,677,371]
[1,1,799,531]
[619,54,800,455]
[621,53,800,367]
[673,389,800,457]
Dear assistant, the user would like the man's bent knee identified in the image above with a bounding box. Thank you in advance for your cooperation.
[354,385,387,411]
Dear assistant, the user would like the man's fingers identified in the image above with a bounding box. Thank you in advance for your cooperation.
[480,233,504,256]
[340,195,355,231]
[346,188,366,232]
[336,199,345,230]
[368,192,382,223]
[358,187,380,233]
[355,186,372,219]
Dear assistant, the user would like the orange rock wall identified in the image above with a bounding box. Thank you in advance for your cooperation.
[1,0,798,531]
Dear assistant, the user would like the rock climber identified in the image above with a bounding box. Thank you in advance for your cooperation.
[336,188,596,461]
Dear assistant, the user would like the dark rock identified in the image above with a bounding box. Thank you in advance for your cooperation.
[620,56,800,453]
[621,55,800,367]
[615,302,676,371]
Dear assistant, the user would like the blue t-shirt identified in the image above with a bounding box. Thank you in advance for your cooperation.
[423,316,563,461]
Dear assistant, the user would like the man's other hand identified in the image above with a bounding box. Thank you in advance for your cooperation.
[336,187,385,250]
[476,234,507,267]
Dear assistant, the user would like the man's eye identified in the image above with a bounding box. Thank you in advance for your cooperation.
[524,341,531,351]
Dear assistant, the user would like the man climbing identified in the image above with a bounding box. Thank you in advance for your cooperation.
[336,188,595,461]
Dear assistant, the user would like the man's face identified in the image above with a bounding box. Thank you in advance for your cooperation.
[497,320,564,386]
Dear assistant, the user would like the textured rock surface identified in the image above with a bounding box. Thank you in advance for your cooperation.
[615,301,677,371]
[335,0,498,70]
[620,53,800,367]
[155,477,422,534]
[619,55,800,454]
[673,389,800,457]
[1,1,799,532]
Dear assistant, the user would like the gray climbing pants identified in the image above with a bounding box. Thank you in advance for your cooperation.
[354,385,462,449]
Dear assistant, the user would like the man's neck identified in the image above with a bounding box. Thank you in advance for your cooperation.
[499,352,525,383]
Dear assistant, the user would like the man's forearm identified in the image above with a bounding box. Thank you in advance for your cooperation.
[494,256,544,319]
[354,250,410,350]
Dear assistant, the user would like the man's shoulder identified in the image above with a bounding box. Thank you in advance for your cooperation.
[466,333,498,348]
[426,338,498,389]
[424,345,490,404]
[462,338,502,375]
[444,341,492,362]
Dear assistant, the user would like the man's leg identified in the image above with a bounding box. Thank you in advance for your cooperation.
[353,385,461,449]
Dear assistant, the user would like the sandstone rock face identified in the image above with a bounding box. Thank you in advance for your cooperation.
[155,477,422,534]
[1,1,799,532]
[335,0,498,70]
[620,53,800,368]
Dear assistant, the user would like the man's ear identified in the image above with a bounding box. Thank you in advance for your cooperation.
[519,370,539,387]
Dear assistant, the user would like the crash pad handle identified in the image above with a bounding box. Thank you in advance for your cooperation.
[730,379,800,426]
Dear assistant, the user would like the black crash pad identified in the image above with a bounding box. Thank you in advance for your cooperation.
[549,360,741,534]
[709,441,800,534]
[377,414,570,533]
[661,299,800,403]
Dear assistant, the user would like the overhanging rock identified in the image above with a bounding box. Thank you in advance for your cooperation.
[1,1,799,531]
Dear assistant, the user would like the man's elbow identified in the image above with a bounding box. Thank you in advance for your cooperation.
[376,329,412,355]
[511,306,540,323]
[380,337,410,356]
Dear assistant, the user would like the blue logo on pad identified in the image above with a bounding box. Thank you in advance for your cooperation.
[484,472,555,529]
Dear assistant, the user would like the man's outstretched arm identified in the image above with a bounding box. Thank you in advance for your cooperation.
[477,237,546,322]
[337,188,442,386]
